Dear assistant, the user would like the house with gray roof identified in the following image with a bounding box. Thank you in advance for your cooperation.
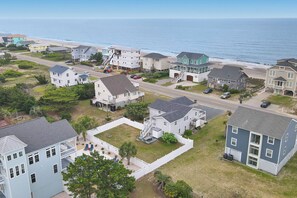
[225,106,297,175]
[140,96,206,140]
[169,52,212,83]
[49,65,89,87]
[265,58,297,96]
[71,45,97,62]
[0,117,77,198]
[92,75,144,111]
[47,46,71,53]
[141,53,170,71]
[207,65,248,91]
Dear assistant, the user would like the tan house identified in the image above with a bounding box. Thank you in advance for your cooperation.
[141,53,170,71]
[265,58,297,96]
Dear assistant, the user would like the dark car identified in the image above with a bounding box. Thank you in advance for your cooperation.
[130,74,136,78]
[133,75,142,79]
[220,92,231,99]
[203,88,213,94]
[260,101,271,108]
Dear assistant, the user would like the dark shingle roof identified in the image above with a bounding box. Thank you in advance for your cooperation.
[149,97,195,122]
[0,117,77,153]
[49,65,70,74]
[100,75,137,96]
[73,45,91,50]
[274,76,287,81]
[79,74,89,79]
[177,52,208,60]
[143,53,167,60]
[276,59,297,71]
[208,65,248,81]
[228,107,293,139]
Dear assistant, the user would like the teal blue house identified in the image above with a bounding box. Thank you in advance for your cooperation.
[170,52,211,83]
[2,34,26,45]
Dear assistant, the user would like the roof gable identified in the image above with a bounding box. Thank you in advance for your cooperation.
[0,135,27,155]
[99,75,137,96]
[143,53,167,60]
[49,65,70,74]
[177,52,208,60]
[208,65,247,81]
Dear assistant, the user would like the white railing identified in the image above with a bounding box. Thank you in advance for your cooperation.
[61,148,76,159]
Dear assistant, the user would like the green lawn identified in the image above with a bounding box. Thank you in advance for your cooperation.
[96,124,181,163]
[25,52,71,62]
[267,95,297,108]
[161,81,174,87]
[142,90,171,104]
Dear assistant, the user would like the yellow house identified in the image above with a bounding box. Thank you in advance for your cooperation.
[29,43,48,53]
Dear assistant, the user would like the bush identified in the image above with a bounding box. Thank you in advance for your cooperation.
[143,78,157,83]
[60,111,72,121]
[46,116,56,123]
[71,83,95,100]
[183,130,192,137]
[2,70,23,78]
[80,61,93,67]
[162,132,178,144]
[175,85,190,90]
[229,89,240,94]
[222,84,229,92]
[18,64,33,69]
[34,75,49,85]
[0,75,6,83]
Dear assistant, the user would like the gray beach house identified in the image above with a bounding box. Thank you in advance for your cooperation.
[71,45,97,62]
[207,65,248,90]
[225,106,297,175]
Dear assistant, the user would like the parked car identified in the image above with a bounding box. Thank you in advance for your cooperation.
[260,100,271,108]
[220,92,231,99]
[203,88,213,94]
[130,74,136,78]
[133,75,142,80]
[65,60,73,64]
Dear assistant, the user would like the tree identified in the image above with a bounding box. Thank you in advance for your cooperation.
[34,75,49,85]
[72,116,98,141]
[125,102,148,121]
[90,52,103,65]
[154,170,172,190]
[119,142,137,165]
[164,180,193,198]
[71,83,95,100]
[63,151,135,198]
[222,84,229,92]
[39,87,79,112]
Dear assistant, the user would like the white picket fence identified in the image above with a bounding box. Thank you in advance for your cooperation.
[86,117,194,180]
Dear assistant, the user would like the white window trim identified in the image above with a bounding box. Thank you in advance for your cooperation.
[265,149,273,158]
[232,126,238,134]
[231,137,237,146]
[31,173,36,183]
[267,137,275,145]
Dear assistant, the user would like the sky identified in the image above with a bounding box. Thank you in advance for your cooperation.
[1,0,297,19]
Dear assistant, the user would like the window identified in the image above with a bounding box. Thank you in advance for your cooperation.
[288,72,294,79]
[7,155,11,161]
[34,153,39,163]
[249,145,259,156]
[13,153,17,159]
[10,168,14,178]
[175,121,177,125]
[28,155,34,165]
[232,127,238,134]
[53,164,58,173]
[283,146,287,156]
[21,164,25,174]
[267,137,275,145]
[266,149,273,158]
[231,138,237,146]
[164,122,167,126]
[51,147,56,156]
[250,134,261,145]
[19,151,23,157]
[195,112,198,116]
[31,174,36,183]
[15,166,19,176]
[46,149,51,158]
[248,156,258,167]
[66,73,69,77]
[67,80,70,84]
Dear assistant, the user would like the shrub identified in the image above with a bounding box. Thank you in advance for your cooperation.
[80,61,93,67]
[18,64,33,69]
[60,111,72,121]
[162,132,178,144]
[229,89,240,94]
[183,130,193,137]
[46,116,56,123]
[71,83,95,100]
[143,78,157,83]
[175,85,190,90]
[34,75,49,85]
[221,84,229,92]
[2,70,23,78]
[0,75,6,83]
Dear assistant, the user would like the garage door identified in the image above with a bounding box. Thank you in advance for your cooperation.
[230,149,242,162]
[174,73,179,78]
[186,75,193,81]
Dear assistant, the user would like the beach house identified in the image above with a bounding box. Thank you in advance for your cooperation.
[265,58,297,96]
[207,65,248,91]
[105,46,141,70]
[47,46,71,53]
[1,34,26,45]
[0,117,77,198]
[29,43,49,53]
[49,65,89,87]
[225,106,297,175]
[16,40,35,48]
[140,97,206,141]
[92,75,144,111]
[71,45,97,62]
[141,53,170,71]
[169,52,212,83]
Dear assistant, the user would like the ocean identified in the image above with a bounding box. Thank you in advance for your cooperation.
[0,19,297,64]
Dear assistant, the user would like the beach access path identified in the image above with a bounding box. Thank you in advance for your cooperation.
[12,52,290,117]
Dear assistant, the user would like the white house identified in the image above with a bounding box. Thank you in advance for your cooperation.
[140,97,206,140]
[141,53,170,71]
[104,46,141,70]
[0,117,77,198]
[92,75,145,111]
[49,65,89,87]
[71,45,97,62]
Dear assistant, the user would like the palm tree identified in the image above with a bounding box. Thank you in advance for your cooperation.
[119,142,137,165]
[154,170,172,190]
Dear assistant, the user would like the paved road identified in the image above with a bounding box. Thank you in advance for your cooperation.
[13,53,292,117]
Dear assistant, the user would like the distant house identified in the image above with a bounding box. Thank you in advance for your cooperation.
[140,97,206,140]
[141,53,170,71]
[225,106,297,175]
[47,46,71,53]
[169,52,211,83]
[92,75,144,111]
[71,45,97,62]
[104,46,141,70]
[0,117,77,197]
[2,34,26,45]
[16,40,36,47]
[207,65,248,90]
[29,43,49,53]
[265,58,297,96]
[49,65,89,87]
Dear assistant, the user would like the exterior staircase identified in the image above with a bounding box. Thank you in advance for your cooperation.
[173,71,185,83]
[103,53,115,70]
[140,118,153,139]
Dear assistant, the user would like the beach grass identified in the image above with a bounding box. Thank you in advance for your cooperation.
[25,52,71,62]
[267,95,297,108]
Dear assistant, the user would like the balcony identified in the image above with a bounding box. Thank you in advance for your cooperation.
[60,139,76,159]
[250,134,261,145]
[62,157,74,171]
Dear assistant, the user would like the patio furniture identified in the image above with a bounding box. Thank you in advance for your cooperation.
[84,144,89,151]
[90,144,94,152]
